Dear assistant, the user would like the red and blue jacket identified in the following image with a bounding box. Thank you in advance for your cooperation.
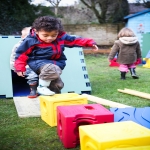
[14,30,96,73]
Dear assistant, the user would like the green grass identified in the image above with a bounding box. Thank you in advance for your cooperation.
[0,54,150,150]
[86,54,150,107]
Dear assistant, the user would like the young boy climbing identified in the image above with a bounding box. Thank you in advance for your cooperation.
[14,16,98,95]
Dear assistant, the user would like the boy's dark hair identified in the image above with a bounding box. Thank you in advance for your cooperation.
[32,16,63,32]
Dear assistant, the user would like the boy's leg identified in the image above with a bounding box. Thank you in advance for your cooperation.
[49,77,64,94]
[25,67,39,98]
[37,63,62,95]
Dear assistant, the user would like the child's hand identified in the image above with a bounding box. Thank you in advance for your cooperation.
[92,45,98,52]
[17,72,25,77]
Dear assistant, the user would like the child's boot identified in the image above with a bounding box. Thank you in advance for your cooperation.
[28,83,38,98]
[120,72,126,80]
[37,79,55,95]
[129,68,139,79]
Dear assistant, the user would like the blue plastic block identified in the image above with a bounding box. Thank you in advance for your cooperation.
[110,107,150,129]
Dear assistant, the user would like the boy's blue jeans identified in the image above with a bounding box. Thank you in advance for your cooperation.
[25,67,38,85]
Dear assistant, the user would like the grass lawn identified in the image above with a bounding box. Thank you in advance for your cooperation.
[0,54,150,150]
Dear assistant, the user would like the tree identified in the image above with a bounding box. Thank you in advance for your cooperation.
[34,5,55,17]
[0,0,35,35]
[80,0,111,23]
[136,0,150,8]
[80,0,129,23]
[109,0,129,23]
[0,0,54,35]
[46,0,62,15]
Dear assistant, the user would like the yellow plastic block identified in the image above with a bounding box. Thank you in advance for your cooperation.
[39,93,87,127]
[106,145,150,150]
[143,58,150,68]
[79,121,150,150]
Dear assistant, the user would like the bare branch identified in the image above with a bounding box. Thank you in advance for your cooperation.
[80,0,129,23]
[46,0,61,6]
[46,0,61,15]
[80,0,92,8]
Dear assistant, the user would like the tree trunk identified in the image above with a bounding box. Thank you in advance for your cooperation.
[55,4,59,16]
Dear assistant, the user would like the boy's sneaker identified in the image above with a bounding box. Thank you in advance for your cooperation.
[37,86,55,95]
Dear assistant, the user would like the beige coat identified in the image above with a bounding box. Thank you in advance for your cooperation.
[10,39,24,70]
[108,37,142,64]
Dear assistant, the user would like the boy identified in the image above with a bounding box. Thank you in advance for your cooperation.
[14,16,98,95]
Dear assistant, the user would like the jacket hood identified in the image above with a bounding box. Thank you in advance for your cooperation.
[119,37,138,45]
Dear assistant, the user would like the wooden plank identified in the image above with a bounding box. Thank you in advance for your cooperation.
[83,49,111,54]
[118,88,150,100]
[13,97,41,118]
[82,94,131,108]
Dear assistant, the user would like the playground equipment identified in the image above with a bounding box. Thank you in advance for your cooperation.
[79,121,150,150]
[118,88,150,100]
[110,107,150,129]
[0,36,91,98]
[109,54,120,67]
[109,58,120,67]
[57,104,114,148]
[39,93,87,127]
[143,58,150,68]
[82,94,131,108]
[141,33,150,58]
[142,50,150,68]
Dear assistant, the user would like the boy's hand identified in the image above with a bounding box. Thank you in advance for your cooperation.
[92,45,98,52]
[17,72,25,77]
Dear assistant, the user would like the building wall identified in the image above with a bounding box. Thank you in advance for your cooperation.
[63,24,124,46]
[126,11,150,57]
[126,12,150,44]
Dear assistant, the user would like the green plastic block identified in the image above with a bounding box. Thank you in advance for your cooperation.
[0,36,21,98]
[141,33,150,58]
[62,47,92,94]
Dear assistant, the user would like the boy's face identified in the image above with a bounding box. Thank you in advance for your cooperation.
[35,29,59,43]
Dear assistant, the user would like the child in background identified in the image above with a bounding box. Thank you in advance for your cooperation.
[10,27,39,98]
[14,16,98,95]
[108,27,142,80]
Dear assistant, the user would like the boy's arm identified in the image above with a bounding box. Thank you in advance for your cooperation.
[63,34,98,49]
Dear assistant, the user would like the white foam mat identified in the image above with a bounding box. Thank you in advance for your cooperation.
[13,97,41,118]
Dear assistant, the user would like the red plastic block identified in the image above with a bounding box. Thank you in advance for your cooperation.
[109,58,120,67]
[57,104,114,148]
